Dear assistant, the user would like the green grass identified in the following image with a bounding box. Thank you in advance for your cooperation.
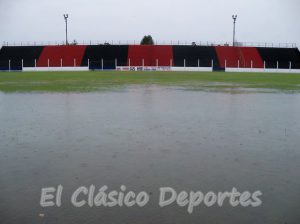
[0,71,300,92]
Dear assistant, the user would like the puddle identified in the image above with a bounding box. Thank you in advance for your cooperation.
[0,87,300,223]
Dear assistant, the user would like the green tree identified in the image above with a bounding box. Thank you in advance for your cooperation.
[140,35,154,45]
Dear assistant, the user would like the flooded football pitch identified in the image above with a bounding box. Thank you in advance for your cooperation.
[0,86,300,224]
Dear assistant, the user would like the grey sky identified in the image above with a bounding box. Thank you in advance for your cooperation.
[0,0,299,46]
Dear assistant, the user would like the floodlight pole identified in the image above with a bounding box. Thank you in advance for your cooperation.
[64,14,69,45]
[232,15,237,47]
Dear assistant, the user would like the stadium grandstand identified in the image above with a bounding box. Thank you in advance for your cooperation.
[1,41,300,73]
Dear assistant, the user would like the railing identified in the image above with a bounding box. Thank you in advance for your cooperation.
[0,58,298,69]
[1,40,298,48]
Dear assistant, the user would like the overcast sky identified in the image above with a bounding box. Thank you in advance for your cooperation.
[0,0,299,46]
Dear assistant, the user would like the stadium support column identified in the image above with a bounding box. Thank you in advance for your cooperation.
[232,15,237,47]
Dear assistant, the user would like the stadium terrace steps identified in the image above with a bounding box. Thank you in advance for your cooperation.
[37,46,87,67]
[173,46,220,68]
[239,47,264,68]
[215,46,264,69]
[128,45,173,66]
[257,47,300,69]
[81,45,128,69]
[0,46,44,70]
[215,46,239,68]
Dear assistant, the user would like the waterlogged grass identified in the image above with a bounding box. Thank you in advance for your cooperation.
[0,71,300,92]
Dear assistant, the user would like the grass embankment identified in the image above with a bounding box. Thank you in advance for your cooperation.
[0,71,300,92]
